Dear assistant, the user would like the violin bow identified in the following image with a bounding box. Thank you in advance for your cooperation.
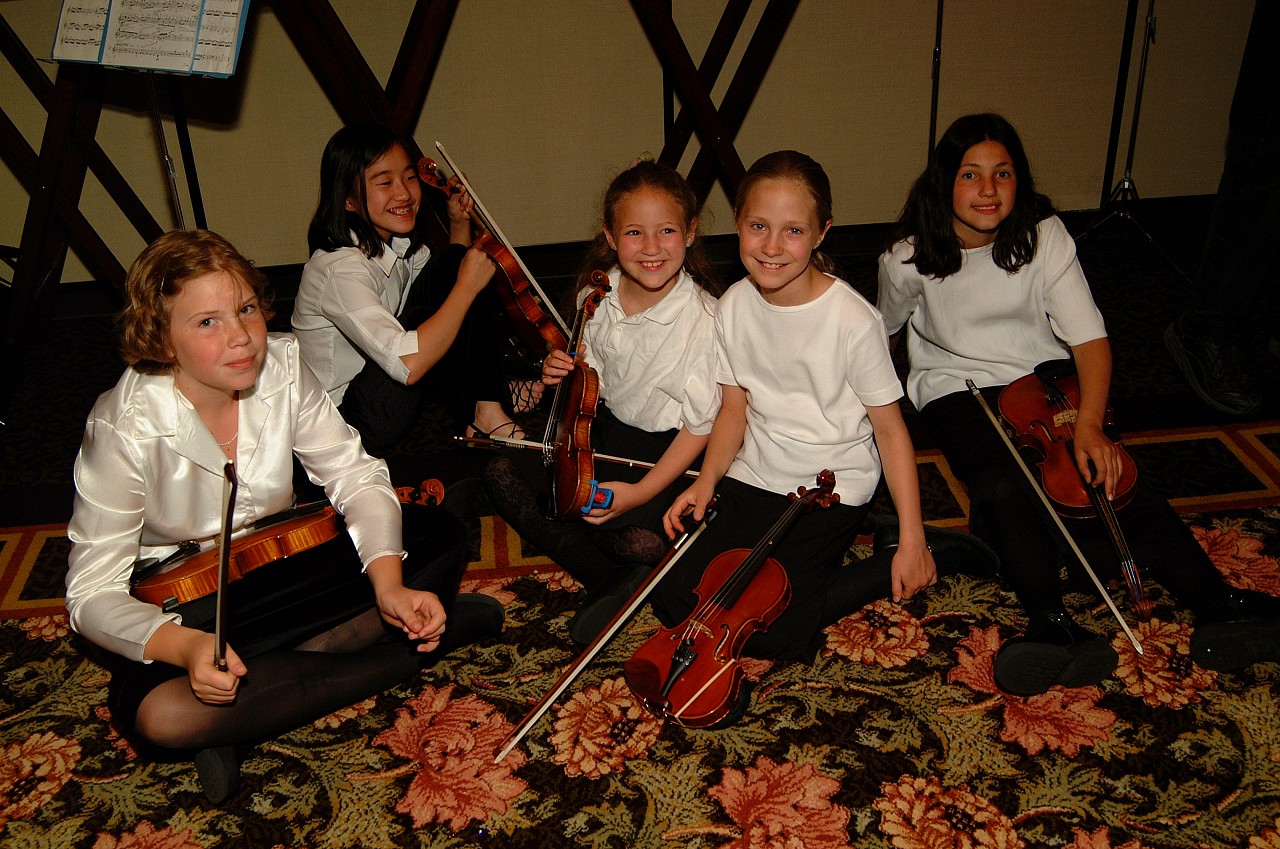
[966,381,1143,655]
[213,462,239,672]
[494,497,719,763]
[454,433,700,477]
[433,141,571,341]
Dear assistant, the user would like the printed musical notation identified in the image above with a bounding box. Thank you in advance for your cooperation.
[51,0,249,78]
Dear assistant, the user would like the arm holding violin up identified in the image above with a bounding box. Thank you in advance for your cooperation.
[1068,336,1122,499]
[866,401,937,602]
[401,247,497,383]
[663,383,746,537]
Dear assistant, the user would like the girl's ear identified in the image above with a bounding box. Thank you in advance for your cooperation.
[603,226,617,251]
[814,218,833,248]
[686,216,698,247]
[344,198,357,213]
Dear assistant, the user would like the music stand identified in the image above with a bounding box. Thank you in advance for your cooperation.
[1077,0,1190,282]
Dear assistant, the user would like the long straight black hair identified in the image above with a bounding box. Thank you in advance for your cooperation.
[307,122,427,259]
[893,113,1055,279]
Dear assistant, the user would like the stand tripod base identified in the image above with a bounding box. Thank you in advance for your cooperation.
[1075,176,1192,284]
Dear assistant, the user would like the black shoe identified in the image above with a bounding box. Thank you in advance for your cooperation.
[993,613,1118,696]
[1191,590,1280,670]
[569,567,650,645]
[872,517,1001,578]
[194,745,241,804]
[440,594,504,653]
[1164,319,1262,416]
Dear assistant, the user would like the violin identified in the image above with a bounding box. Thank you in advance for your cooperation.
[419,145,570,360]
[623,471,839,728]
[996,360,1151,621]
[132,503,340,610]
[543,271,612,520]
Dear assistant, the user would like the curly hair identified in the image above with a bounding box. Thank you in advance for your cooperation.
[733,150,837,276]
[892,112,1055,279]
[572,158,722,310]
[117,229,273,375]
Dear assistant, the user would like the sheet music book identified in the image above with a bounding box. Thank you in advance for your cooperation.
[51,0,250,78]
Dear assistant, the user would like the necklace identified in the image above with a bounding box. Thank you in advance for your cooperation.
[216,430,238,447]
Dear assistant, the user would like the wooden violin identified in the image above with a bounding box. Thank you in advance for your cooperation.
[132,503,340,610]
[997,360,1150,621]
[419,144,570,360]
[623,471,839,729]
[543,271,612,520]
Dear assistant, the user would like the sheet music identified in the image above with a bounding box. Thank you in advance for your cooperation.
[101,0,199,72]
[50,0,249,77]
[192,0,245,76]
[52,2,110,63]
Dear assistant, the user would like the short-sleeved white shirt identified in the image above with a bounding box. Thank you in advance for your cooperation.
[716,274,904,505]
[877,215,1107,410]
[292,237,429,405]
[579,267,720,435]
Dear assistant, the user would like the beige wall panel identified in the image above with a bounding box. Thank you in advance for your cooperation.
[0,1,1254,284]
[1111,0,1251,200]
[935,0,1126,212]
[685,1,940,233]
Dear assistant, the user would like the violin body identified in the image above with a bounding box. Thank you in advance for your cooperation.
[997,361,1150,619]
[624,550,791,728]
[544,273,612,519]
[624,472,838,728]
[998,363,1137,517]
[132,507,339,609]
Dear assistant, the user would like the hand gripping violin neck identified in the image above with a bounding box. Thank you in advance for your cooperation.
[623,471,839,729]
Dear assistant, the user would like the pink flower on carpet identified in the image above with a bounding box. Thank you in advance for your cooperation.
[874,774,1024,849]
[1001,687,1115,756]
[19,614,68,641]
[94,706,137,759]
[947,624,1004,695]
[90,821,202,849]
[549,676,662,779]
[1068,825,1146,848]
[1250,817,1280,848]
[707,756,852,848]
[0,732,81,828]
[460,579,518,605]
[535,569,581,593]
[1193,525,1280,596]
[824,598,929,667]
[313,696,377,729]
[1113,617,1216,709]
[373,684,528,831]
[738,656,774,681]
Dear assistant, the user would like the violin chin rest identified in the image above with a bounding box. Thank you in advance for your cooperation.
[621,657,663,703]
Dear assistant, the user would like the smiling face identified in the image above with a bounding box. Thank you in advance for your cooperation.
[348,143,421,241]
[166,270,268,407]
[735,177,831,306]
[604,187,692,300]
[951,140,1017,248]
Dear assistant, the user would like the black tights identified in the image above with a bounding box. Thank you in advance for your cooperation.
[117,504,469,753]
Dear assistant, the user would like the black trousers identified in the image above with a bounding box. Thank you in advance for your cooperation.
[919,388,1229,620]
[340,244,508,455]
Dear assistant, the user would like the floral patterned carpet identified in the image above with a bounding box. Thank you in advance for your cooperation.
[3,491,1280,848]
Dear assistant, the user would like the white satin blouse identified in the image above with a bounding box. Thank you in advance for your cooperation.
[65,333,403,661]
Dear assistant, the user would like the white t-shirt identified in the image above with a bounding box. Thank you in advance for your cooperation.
[877,215,1107,410]
[292,236,429,405]
[578,267,719,435]
[716,274,904,505]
